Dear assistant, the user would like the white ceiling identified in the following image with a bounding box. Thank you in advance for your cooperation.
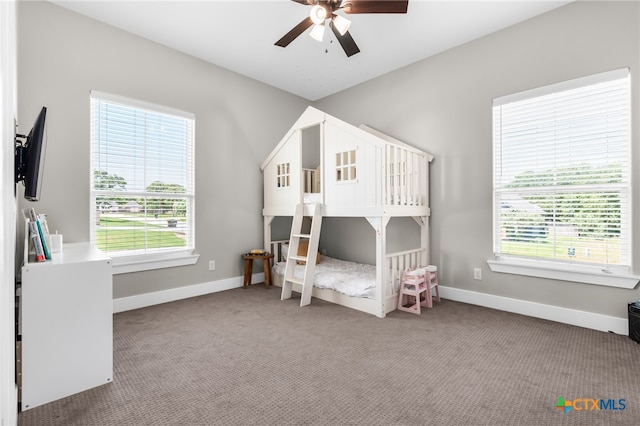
[50,0,572,101]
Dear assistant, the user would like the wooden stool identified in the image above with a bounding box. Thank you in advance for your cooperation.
[242,252,274,288]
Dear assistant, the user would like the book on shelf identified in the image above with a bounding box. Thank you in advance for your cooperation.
[24,208,51,262]
[37,213,51,260]
[25,207,37,223]
[30,233,45,262]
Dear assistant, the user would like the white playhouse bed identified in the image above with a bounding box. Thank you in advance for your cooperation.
[261,107,433,318]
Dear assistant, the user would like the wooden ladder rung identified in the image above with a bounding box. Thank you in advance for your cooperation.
[286,277,304,286]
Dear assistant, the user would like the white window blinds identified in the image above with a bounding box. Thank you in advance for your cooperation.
[90,91,195,258]
[492,68,631,272]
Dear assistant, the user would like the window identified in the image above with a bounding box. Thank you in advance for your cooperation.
[90,91,197,273]
[336,149,357,182]
[276,162,290,188]
[490,69,634,287]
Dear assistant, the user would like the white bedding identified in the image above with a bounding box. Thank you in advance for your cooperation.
[303,192,322,204]
[272,255,376,299]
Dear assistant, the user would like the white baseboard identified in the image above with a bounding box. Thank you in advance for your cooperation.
[113,273,264,313]
[112,278,628,336]
[439,286,628,336]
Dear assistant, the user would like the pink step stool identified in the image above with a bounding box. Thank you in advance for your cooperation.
[397,265,440,314]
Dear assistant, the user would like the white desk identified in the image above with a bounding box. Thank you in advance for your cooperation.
[20,242,113,410]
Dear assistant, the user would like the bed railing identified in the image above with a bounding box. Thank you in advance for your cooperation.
[270,239,289,263]
[384,144,428,207]
[385,248,428,295]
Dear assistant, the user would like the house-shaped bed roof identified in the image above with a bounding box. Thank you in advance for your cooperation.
[262,106,432,218]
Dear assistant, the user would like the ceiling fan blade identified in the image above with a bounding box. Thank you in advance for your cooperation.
[291,0,312,5]
[275,16,314,47]
[342,0,409,14]
[330,21,360,57]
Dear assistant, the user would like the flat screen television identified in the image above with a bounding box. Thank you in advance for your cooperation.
[15,106,47,201]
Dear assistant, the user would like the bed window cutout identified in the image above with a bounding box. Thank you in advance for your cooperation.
[277,162,291,188]
[336,150,357,182]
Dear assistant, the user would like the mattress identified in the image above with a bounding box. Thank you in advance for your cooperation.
[272,255,376,299]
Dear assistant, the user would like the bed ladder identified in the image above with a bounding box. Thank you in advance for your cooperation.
[281,203,323,307]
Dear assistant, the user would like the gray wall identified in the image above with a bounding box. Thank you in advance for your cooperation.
[319,217,420,264]
[16,1,309,298]
[17,1,640,319]
[315,1,640,318]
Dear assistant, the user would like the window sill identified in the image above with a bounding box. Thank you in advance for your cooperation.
[110,251,200,274]
[487,259,640,289]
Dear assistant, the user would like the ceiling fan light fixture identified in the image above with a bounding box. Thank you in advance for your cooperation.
[309,23,325,42]
[276,0,409,56]
[310,4,328,25]
[332,14,351,36]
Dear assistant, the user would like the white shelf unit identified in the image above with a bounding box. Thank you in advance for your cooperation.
[20,242,113,410]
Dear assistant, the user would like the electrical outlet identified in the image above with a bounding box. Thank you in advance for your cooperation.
[321,248,327,255]
[209,260,216,271]
[473,268,482,280]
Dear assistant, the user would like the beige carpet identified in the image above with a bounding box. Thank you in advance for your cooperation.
[19,285,640,425]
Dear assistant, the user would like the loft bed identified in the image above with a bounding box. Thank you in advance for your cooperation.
[261,107,433,318]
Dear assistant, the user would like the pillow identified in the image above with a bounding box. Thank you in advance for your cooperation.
[296,240,321,265]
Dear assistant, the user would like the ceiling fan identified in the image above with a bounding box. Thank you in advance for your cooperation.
[275,0,409,57]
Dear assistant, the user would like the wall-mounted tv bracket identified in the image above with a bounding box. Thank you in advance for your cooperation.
[15,133,27,184]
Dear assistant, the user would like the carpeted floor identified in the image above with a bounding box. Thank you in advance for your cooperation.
[18,285,640,425]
